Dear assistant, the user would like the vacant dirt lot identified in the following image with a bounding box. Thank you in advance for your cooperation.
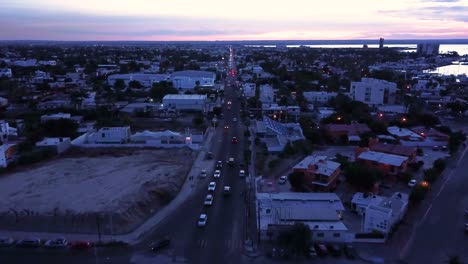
[0,148,193,234]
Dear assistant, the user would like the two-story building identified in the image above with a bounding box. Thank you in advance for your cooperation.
[292,155,341,191]
[87,127,131,144]
[368,138,417,163]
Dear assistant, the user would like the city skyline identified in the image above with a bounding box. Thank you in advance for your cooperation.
[1,0,468,41]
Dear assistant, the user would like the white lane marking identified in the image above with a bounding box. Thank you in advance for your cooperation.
[422,204,433,223]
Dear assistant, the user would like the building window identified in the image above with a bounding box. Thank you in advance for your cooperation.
[266,209,271,214]
[317,233,324,238]
[101,133,105,138]
[333,233,341,238]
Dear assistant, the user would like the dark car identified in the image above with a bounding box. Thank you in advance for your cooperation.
[327,244,342,257]
[17,238,41,248]
[314,244,328,257]
[205,152,213,160]
[70,241,91,250]
[216,160,223,169]
[231,137,238,144]
[344,244,357,259]
[150,239,170,252]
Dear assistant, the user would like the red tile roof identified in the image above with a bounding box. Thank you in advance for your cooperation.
[370,142,416,157]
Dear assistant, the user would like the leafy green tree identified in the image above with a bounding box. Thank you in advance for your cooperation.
[288,171,308,192]
[114,79,126,91]
[149,81,179,101]
[409,184,428,205]
[277,223,312,256]
[345,162,383,190]
[433,158,447,173]
[128,80,142,89]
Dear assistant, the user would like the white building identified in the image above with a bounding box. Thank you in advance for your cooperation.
[259,84,275,104]
[303,91,338,103]
[107,73,170,88]
[242,83,256,98]
[0,143,17,168]
[352,192,408,234]
[35,137,71,154]
[130,130,189,146]
[0,121,17,142]
[257,192,350,243]
[317,107,336,120]
[171,70,216,90]
[387,126,424,141]
[350,78,398,106]
[254,116,305,153]
[0,68,12,78]
[162,94,207,111]
[40,113,72,123]
[87,127,131,144]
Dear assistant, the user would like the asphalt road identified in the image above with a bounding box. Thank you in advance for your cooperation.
[135,46,248,264]
[403,147,468,263]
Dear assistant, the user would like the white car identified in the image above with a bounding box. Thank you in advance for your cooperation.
[200,169,207,178]
[198,214,208,227]
[44,238,68,248]
[204,194,214,206]
[239,170,245,178]
[232,117,237,122]
[208,182,216,192]
[214,170,221,178]
[278,176,287,185]
[408,179,417,188]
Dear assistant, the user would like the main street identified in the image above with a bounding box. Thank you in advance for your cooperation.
[402,147,468,263]
[136,46,248,264]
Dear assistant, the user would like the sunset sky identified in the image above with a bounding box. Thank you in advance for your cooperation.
[1,0,468,41]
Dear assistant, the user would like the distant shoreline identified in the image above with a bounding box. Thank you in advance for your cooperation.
[1,39,468,45]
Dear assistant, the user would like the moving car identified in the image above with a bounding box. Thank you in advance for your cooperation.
[232,117,237,122]
[223,186,231,196]
[44,238,68,248]
[408,179,417,188]
[216,160,223,169]
[204,194,214,206]
[208,182,216,192]
[228,157,235,166]
[70,241,91,250]
[200,169,207,178]
[205,152,213,160]
[198,214,208,227]
[214,170,221,178]
[231,137,238,144]
[239,170,245,178]
[308,246,318,258]
[150,239,170,251]
[224,125,229,130]
[17,238,41,248]
[278,176,287,185]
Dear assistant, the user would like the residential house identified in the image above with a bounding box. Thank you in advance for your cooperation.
[355,148,409,175]
[349,78,398,106]
[317,107,336,120]
[324,123,371,143]
[242,83,256,98]
[292,155,341,191]
[130,130,188,146]
[254,116,305,153]
[351,192,409,235]
[87,127,131,144]
[368,138,417,162]
[257,192,349,243]
[35,137,71,154]
[387,126,424,141]
[410,126,449,142]
[40,113,72,123]
[303,91,338,104]
[259,84,275,104]
[171,70,216,90]
[0,68,12,78]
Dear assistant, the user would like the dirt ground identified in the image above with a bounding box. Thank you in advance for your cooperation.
[0,148,194,234]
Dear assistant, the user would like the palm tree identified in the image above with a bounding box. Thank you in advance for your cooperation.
[447,255,464,264]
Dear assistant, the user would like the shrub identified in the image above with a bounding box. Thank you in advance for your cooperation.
[433,158,446,173]
[268,159,280,169]
[423,168,440,183]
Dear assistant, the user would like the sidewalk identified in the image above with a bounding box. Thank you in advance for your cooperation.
[0,128,217,245]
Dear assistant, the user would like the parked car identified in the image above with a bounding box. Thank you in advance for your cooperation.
[232,117,237,122]
[17,238,41,248]
[44,238,68,248]
[213,170,221,178]
[198,214,208,227]
[278,176,287,185]
[228,157,235,166]
[224,125,229,130]
[327,244,342,257]
[239,170,245,178]
[408,179,417,188]
[0,237,15,247]
[70,241,91,250]
[208,182,216,192]
[231,137,238,144]
[432,145,440,151]
[205,152,213,160]
[204,194,214,206]
[308,246,318,258]
[315,244,328,257]
[150,239,170,251]
[223,186,231,196]
[216,160,223,168]
[200,169,207,178]
[343,244,357,259]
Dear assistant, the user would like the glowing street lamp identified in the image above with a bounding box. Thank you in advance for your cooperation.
[337,116,342,121]
[402,117,407,122]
